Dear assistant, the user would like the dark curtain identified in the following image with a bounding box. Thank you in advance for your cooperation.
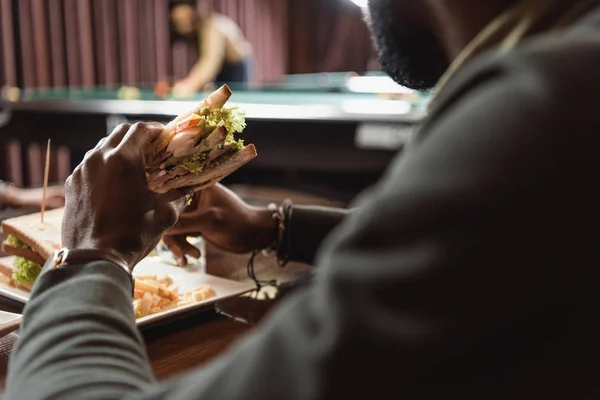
[0,0,289,88]
[1,0,376,89]
[288,0,376,75]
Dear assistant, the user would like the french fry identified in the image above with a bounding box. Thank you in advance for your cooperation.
[141,292,153,316]
[133,299,142,316]
[185,286,216,302]
[134,274,157,281]
[200,286,216,298]
[132,274,215,319]
[157,297,172,306]
[135,278,178,300]
[160,300,179,311]
[157,275,172,286]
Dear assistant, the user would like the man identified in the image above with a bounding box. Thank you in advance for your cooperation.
[167,1,253,97]
[0,100,65,218]
[5,0,600,398]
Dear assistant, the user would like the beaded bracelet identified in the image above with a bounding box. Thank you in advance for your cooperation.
[246,199,294,290]
[276,200,293,267]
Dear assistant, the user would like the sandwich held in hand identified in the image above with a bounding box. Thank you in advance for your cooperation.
[146,84,257,193]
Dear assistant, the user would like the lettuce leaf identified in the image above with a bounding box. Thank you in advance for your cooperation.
[13,257,42,284]
[195,106,246,137]
[180,151,210,174]
[7,235,30,249]
[175,106,246,173]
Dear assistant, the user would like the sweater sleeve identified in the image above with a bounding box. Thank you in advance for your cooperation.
[4,261,154,400]
[288,205,350,265]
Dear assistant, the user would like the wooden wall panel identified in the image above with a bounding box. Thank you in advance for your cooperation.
[63,0,81,86]
[1,0,18,87]
[48,0,66,87]
[31,0,51,87]
[18,0,37,88]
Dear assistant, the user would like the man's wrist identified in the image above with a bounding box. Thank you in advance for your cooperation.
[49,247,134,296]
[250,207,278,251]
[62,238,136,270]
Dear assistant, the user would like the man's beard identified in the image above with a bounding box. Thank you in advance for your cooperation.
[365,0,449,91]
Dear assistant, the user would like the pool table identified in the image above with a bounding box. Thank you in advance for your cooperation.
[1,79,427,202]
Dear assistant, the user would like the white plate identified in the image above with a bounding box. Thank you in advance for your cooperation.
[0,310,22,337]
[0,257,254,328]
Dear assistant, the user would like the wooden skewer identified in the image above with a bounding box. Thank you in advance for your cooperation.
[41,139,51,223]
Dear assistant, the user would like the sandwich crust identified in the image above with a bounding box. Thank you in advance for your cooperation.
[0,256,34,291]
[155,144,257,193]
[0,242,46,265]
[0,208,63,260]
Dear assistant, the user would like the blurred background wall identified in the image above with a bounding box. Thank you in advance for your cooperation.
[0,0,412,205]
[0,0,376,89]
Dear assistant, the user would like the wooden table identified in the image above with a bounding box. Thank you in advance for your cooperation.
[0,244,311,389]
[0,186,328,389]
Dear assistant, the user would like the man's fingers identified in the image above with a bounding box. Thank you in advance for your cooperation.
[156,188,189,205]
[163,235,202,266]
[162,235,187,267]
[103,123,131,148]
[166,212,205,236]
[179,237,202,260]
[117,122,165,152]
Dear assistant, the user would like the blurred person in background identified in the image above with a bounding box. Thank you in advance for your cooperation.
[0,182,64,212]
[0,96,65,222]
[5,0,600,399]
[165,0,253,97]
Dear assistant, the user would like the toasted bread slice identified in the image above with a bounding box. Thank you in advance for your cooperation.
[190,173,231,192]
[197,125,228,152]
[0,256,33,291]
[1,242,46,265]
[156,144,257,193]
[1,208,63,260]
[0,256,15,285]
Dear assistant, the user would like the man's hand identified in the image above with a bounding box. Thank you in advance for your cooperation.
[3,186,65,209]
[164,184,275,266]
[62,122,187,269]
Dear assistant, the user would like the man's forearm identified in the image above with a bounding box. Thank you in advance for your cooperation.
[289,206,351,265]
[5,261,153,400]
